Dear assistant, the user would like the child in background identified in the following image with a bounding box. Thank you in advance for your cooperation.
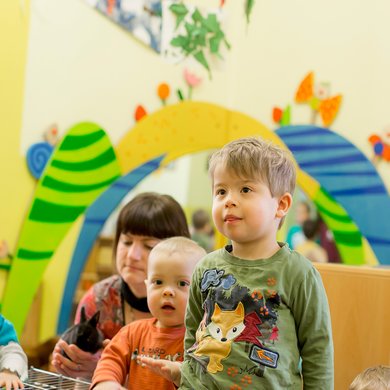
[295,219,328,263]
[0,314,28,389]
[285,200,311,249]
[90,237,206,390]
[349,365,390,390]
[190,209,214,253]
[140,137,334,389]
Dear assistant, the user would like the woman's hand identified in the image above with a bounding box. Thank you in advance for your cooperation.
[138,357,182,387]
[0,370,24,390]
[51,338,109,380]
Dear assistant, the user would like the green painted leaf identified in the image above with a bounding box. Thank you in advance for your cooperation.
[169,3,188,29]
[280,105,291,126]
[170,35,189,48]
[203,14,219,33]
[209,35,222,53]
[192,8,203,23]
[245,0,256,23]
[194,50,210,71]
[169,3,188,16]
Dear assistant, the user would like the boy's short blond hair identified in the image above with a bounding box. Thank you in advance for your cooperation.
[148,236,206,274]
[349,365,390,390]
[208,137,296,198]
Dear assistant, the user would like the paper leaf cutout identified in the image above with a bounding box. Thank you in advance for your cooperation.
[319,95,342,126]
[168,3,230,77]
[295,72,314,102]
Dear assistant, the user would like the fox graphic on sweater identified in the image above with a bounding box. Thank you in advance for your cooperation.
[194,302,246,373]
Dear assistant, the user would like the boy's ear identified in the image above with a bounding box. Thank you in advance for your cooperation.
[276,192,292,218]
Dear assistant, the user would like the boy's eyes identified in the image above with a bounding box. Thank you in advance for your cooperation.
[215,188,226,196]
[241,187,251,193]
[153,279,163,285]
[178,280,190,287]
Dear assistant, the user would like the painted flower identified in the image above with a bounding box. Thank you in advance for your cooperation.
[184,68,202,88]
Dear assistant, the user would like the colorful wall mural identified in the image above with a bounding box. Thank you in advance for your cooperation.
[1,101,389,336]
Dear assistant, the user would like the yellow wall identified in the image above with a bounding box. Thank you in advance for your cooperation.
[0,2,32,246]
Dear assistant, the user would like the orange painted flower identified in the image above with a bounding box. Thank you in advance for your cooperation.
[157,83,170,101]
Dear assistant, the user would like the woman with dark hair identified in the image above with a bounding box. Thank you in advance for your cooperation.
[51,192,190,379]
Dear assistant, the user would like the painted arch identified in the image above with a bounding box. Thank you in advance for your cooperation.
[2,101,389,336]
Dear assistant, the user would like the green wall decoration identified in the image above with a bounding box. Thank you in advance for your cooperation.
[169,3,230,77]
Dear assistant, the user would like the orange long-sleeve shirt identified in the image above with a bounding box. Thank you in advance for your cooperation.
[91,318,185,390]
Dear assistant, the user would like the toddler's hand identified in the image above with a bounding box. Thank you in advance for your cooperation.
[138,357,182,387]
[0,370,24,390]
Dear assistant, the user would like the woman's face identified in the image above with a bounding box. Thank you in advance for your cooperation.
[116,233,161,295]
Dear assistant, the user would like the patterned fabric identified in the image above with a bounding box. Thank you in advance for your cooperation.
[180,244,334,390]
[75,275,124,340]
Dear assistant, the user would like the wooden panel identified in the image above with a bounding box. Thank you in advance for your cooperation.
[314,263,390,390]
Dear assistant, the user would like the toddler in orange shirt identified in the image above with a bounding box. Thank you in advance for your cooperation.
[91,237,206,390]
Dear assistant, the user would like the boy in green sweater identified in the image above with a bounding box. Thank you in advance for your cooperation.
[141,136,334,389]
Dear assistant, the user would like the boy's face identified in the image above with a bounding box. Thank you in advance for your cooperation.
[146,250,193,328]
[212,166,289,257]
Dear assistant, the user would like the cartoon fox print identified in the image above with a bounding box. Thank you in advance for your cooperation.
[194,302,246,373]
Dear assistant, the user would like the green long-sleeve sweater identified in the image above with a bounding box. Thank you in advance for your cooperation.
[180,244,334,390]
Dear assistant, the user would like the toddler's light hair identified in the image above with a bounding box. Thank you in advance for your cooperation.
[148,236,206,275]
[208,136,296,198]
[349,365,390,390]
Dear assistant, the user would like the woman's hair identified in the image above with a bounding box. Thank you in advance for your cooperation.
[349,365,390,390]
[113,192,190,252]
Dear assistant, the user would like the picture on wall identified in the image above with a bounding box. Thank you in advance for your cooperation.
[85,0,163,52]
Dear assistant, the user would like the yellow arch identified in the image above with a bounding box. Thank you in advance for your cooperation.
[116,101,320,202]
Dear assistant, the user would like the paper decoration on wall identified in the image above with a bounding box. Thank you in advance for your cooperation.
[162,1,230,77]
[272,105,291,126]
[134,105,148,121]
[245,0,256,24]
[26,125,60,179]
[157,83,170,105]
[184,68,202,100]
[368,133,390,164]
[2,122,120,334]
[85,0,163,52]
[26,142,54,179]
[295,72,342,127]
[44,124,60,146]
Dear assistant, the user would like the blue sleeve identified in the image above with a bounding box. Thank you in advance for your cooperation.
[0,315,18,345]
